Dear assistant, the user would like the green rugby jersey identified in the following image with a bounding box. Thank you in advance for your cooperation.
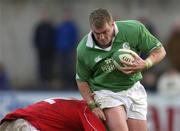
[76,20,162,92]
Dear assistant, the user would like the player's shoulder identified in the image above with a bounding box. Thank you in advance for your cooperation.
[77,34,88,49]
[115,20,144,36]
[76,34,90,57]
[116,20,143,29]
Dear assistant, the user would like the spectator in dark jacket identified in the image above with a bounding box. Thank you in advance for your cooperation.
[0,63,11,90]
[33,10,55,88]
[55,9,79,88]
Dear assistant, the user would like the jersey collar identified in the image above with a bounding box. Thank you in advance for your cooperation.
[86,22,119,51]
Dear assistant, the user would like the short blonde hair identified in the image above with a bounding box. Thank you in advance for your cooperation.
[89,8,112,29]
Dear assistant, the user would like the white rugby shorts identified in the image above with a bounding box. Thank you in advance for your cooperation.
[93,81,147,120]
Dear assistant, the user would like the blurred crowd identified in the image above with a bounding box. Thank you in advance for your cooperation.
[33,8,78,90]
[1,8,180,97]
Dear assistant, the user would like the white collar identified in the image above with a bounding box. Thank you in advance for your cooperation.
[86,22,119,51]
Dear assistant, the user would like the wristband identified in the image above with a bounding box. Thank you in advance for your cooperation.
[145,58,153,69]
[88,102,97,110]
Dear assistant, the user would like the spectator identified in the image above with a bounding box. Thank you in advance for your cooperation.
[0,63,11,90]
[33,9,55,88]
[142,71,157,93]
[157,67,180,97]
[166,19,180,72]
[55,8,79,88]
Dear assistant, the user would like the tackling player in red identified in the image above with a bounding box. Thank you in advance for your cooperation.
[0,98,106,131]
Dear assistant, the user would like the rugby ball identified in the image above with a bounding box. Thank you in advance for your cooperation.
[112,49,138,69]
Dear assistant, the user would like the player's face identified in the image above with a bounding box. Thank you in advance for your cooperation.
[91,21,114,48]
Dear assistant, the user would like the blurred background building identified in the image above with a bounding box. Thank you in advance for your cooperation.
[1,0,180,130]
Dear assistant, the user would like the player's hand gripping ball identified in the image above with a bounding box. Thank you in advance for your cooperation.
[112,49,138,70]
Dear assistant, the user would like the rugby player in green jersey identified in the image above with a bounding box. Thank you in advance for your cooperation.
[76,8,166,131]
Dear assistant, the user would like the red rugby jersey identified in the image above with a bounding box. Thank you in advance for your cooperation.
[1,98,106,131]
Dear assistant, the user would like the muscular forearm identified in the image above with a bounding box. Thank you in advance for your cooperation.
[145,46,166,68]
[76,81,95,104]
[77,80,106,120]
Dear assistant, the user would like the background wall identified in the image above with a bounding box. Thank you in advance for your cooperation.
[0,0,179,87]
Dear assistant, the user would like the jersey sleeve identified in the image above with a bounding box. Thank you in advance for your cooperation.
[76,50,92,82]
[137,22,162,54]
